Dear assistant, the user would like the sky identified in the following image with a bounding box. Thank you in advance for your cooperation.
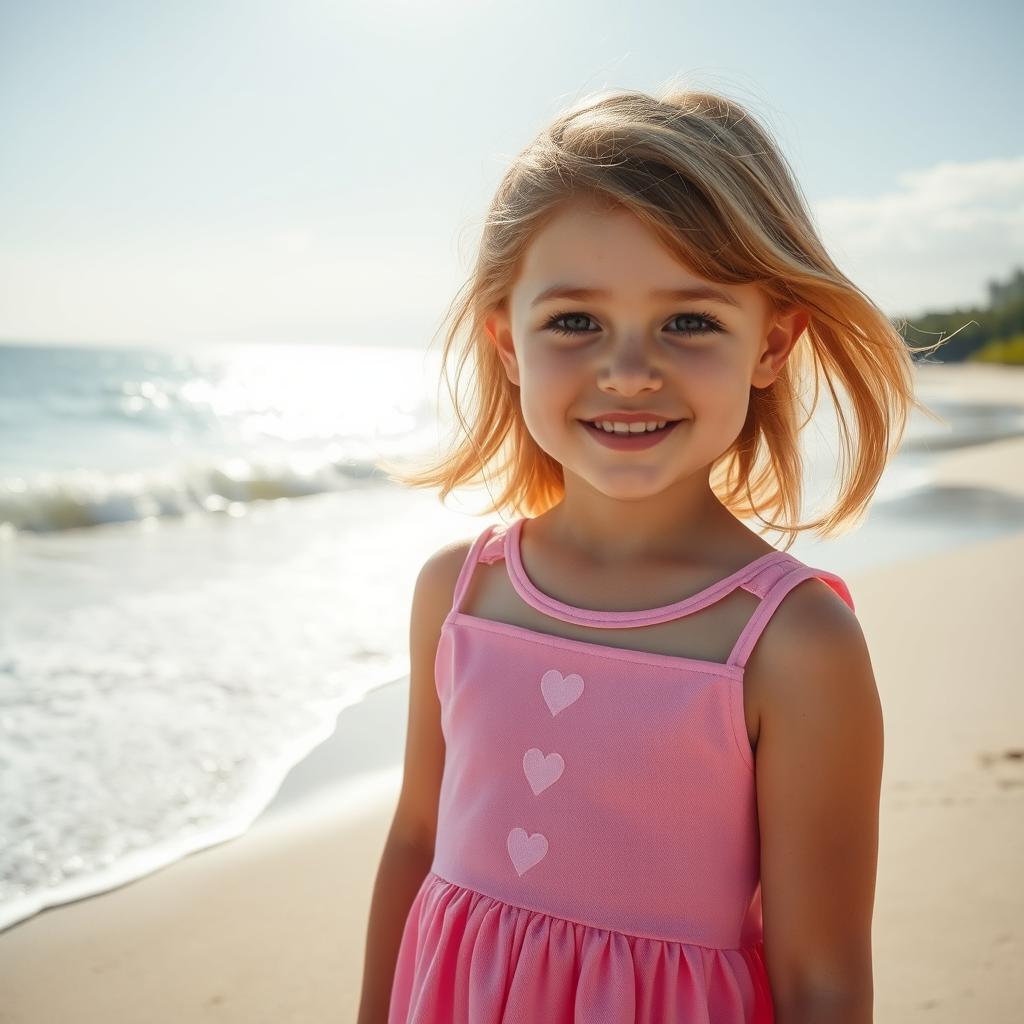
[1,0,1021,349]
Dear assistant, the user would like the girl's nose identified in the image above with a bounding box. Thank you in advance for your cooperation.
[597,338,663,393]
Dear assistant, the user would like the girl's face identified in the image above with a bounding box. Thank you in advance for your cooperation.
[485,197,806,505]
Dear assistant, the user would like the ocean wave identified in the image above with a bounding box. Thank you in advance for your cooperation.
[0,449,392,534]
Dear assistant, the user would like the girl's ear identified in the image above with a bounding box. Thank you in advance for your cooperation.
[484,310,521,387]
[752,305,811,389]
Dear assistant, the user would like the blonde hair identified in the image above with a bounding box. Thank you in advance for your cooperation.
[380,84,946,549]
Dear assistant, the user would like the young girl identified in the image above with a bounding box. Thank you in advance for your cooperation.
[358,85,942,1024]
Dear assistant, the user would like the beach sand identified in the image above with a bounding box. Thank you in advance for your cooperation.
[2,367,1022,1023]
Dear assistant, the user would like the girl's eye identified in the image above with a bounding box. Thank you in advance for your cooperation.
[540,309,726,338]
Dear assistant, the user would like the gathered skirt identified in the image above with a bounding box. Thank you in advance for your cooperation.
[388,871,776,1023]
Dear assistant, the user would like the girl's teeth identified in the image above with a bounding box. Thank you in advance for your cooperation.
[594,420,668,433]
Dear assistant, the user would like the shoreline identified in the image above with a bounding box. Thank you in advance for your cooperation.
[1,364,1022,1021]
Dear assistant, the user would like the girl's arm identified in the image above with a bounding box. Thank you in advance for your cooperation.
[356,540,470,1024]
[748,579,884,1023]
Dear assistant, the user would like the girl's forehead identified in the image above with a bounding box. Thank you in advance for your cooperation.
[507,199,777,319]
[527,199,658,250]
[515,202,713,290]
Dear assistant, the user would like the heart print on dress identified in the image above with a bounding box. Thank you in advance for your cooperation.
[540,669,584,716]
[522,747,565,795]
[507,827,548,876]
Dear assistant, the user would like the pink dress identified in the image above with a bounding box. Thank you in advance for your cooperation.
[388,516,855,1023]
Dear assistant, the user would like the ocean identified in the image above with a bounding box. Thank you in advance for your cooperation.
[2,340,1023,934]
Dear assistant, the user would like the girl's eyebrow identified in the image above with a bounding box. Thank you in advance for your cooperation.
[530,284,742,309]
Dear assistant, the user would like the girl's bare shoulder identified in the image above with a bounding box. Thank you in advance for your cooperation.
[747,574,869,703]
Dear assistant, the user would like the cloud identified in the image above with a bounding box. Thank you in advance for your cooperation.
[813,155,1024,318]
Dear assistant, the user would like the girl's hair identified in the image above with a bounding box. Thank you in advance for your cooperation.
[379,83,946,549]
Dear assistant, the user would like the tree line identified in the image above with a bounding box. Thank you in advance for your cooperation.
[894,266,1024,365]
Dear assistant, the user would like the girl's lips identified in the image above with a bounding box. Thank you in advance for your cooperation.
[579,418,685,450]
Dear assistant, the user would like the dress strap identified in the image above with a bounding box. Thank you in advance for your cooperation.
[726,561,856,670]
[477,523,509,566]
[449,521,508,617]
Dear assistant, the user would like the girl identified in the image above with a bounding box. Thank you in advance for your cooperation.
[358,85,943,1024]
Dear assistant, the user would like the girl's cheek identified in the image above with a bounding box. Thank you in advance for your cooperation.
[525,353,585,391]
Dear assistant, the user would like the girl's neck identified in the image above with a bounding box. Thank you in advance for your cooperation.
[532,491,768,569]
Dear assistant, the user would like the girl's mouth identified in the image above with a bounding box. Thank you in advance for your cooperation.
[579,419,685,450]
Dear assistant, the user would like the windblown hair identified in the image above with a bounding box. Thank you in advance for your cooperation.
[379,83,946,548]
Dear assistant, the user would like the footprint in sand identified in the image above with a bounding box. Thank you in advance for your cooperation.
[977,748,1024,789]
[977,747,1024,769]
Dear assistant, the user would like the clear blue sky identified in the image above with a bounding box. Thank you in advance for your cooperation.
[1,0,1021,348]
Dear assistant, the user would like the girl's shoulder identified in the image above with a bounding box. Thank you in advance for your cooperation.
[744,558,867,705]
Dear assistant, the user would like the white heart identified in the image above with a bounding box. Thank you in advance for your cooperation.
[523,747,565,795]
[507,827,548,876]
[541,669,584,716]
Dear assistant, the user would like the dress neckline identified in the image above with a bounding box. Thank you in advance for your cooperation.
[504,516,790,628]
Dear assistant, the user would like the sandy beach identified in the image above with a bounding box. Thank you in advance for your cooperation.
[2,364,1022,1023]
